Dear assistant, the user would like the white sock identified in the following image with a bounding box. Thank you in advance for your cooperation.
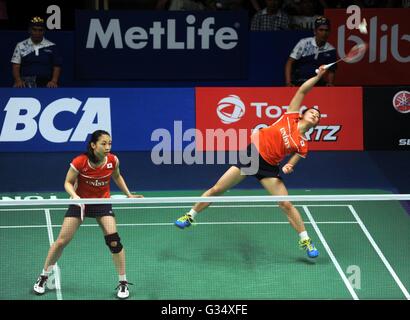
[119,274,127,282]
[299,231,309,241]
[188,209,197,219]
[41,267,53,277]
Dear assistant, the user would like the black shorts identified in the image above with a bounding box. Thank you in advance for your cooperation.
[234,144,282,181]
[65,204,115,219]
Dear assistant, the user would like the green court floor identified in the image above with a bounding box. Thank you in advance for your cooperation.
[0,189,409,300]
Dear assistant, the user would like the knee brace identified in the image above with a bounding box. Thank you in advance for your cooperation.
[104,232,123,254]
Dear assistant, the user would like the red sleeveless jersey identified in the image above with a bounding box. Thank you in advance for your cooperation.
[251,112,308,165]
[70,153,118,198]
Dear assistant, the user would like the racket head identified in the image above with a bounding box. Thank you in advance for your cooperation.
[344,43,368,63]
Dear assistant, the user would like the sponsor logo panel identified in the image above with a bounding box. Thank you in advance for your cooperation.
[325,8,410,85]
[196,87,363,151]
[364,87,410,150]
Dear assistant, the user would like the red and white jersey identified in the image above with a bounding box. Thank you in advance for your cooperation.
[70,153,119,198]
[251,112,308,165]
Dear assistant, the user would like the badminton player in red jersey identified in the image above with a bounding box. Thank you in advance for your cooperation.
[176,66,328,258]
[33,130,143,299]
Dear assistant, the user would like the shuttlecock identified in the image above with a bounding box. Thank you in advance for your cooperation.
[358,18,367,34]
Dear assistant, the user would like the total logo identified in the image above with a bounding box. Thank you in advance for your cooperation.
[216,95,245,124]
[215,94,340,142]
[392,91,409,113]
[216,94,329,124]
[0,97,112,142]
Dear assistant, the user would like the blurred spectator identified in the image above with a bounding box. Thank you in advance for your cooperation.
[282,0,302,14]
[251,0,290,31]
[318,0,357,8]
[319,0,398,7]
[213,0,246,9]
[353,0,392,7]
[0,0,7,20]
[285,16,337,86]
[11,16,62,88]
[289,0,321,30]
[402,0,410,7]
[156,0,210,10]
[249,0,264,11]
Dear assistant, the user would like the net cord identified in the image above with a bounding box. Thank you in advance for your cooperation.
[1,194,410,206]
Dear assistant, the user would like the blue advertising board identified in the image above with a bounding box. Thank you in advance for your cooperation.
[75,10,249,80]
[0,88,195,152]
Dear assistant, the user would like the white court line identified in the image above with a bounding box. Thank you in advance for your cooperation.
[0,221,359,229]
[303,206,359,300]
[0,204,352,212]
[348,205,410,300]
[44,209,63,301]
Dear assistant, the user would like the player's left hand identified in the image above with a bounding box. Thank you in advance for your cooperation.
[282,163,294,174]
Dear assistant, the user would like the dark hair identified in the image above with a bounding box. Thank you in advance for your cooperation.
[86,130,110,163]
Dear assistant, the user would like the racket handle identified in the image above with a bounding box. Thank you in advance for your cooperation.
[315,63,333,74]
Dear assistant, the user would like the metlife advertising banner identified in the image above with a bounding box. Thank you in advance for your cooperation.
[0,88,194,152]
[364,87,410,150]
[325,8,410,85]
[75,10,249,80]
[196,87,363,151]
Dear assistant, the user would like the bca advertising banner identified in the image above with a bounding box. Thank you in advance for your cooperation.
[196,87,363,151]
[75,10,248,80]
[364,87,410,150]
[0,88,194,152]
[325,9,410,85]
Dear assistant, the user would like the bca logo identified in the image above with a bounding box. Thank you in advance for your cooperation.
[392,91,410,114]
[216,95,245,124]
[0,97,111,142]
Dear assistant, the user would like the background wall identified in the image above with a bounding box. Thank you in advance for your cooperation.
[1,151,409,194]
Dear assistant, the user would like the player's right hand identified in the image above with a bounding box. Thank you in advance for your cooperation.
[317,65,328,77]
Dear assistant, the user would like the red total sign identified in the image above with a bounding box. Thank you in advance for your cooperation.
[196,87,363,151]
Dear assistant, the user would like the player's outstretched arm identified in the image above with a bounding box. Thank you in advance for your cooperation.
[288,66,327,112]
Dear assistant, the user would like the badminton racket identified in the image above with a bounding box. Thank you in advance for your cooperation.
[315,43,368,74]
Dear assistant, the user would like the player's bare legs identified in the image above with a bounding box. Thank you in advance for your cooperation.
[193,166,247,212]
[45,217,82,270]
[34,217,82,294]
[97,215,131,298]
[175,166,247,228]
[97,216,125,275]
[259,177,319,258]
[259,177,306,233]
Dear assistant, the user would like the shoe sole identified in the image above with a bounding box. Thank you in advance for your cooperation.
[307,253,319,258]
[174,223,190,229]
[33,288,45,295]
